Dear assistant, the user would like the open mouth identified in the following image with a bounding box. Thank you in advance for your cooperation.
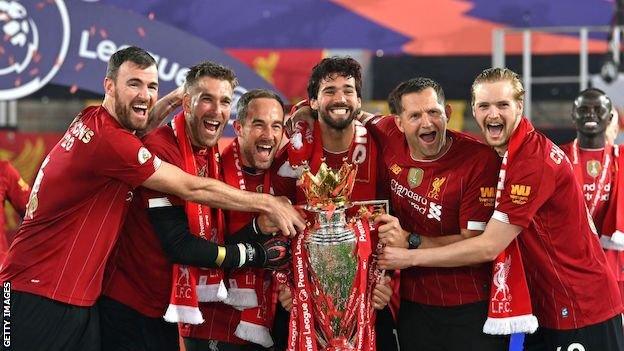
[329,106,350,117]
[419,131,437,143]
[256,143,274,159]
[583,121,598,128]
[486,123,504,137]
[203,120,221,133]
[132,103,148,117]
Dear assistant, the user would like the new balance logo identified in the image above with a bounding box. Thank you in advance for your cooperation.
[427,201,442,222]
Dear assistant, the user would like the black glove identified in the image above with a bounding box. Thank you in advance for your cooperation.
[245,237,291,270]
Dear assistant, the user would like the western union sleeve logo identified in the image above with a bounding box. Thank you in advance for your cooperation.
[510,184,531,205]
[479,187,495,207]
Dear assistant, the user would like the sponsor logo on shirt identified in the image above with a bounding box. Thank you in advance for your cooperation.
[479,187,495,207]
[510,184,531,205]
[407,167,423,188]
[390,163,402,176]
[426,201,442,222]
[137,147,152,165]
[427,177,446,199]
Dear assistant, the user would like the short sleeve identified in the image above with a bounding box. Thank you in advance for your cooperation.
[492,156,554,228]
[94,129,160,188]
[459,150,500,231]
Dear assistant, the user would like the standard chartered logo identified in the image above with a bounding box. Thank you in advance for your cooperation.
[426,201,442,222]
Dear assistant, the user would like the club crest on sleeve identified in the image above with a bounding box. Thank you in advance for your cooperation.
[137,147,152,165]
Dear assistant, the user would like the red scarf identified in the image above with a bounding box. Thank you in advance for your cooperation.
[598,145,624,250]
[483,117,539,335]
[164,112,226,324]
[221,138,275,348]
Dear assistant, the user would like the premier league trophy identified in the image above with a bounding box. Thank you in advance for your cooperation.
[285,162,380,351]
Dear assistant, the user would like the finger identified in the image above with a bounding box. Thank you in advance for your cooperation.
[374,214,391,225]
[372,295,384,310]
[377,222,392,234]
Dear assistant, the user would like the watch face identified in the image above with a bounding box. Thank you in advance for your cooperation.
[408,233,421,249]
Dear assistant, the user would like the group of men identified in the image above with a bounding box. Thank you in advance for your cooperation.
[0,44,623,351]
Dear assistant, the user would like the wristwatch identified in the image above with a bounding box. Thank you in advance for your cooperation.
[407,232,422,250]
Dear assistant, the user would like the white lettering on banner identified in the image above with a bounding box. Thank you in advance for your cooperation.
[78,30,189,86]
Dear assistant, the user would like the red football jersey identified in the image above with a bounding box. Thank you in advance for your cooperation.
[367,116,500,306]
[560,142,624,302]
[272,123,383,204]
[103,124,213,317]
[0,160,30,262]
[493,132,622,329]
[560,143,613,233]
[0,106,159,306]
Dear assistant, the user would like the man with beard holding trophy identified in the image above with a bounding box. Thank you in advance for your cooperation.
[273,57,396,351]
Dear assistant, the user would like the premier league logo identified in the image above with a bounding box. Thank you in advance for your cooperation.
[0,0,70,100]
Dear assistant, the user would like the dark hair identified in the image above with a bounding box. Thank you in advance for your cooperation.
[387,77,446,115]
[106,46,156,80]
[184,61,238,92]
[236,89,284,124]
[307,57,362,100]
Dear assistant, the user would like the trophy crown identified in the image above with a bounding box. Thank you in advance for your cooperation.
[299,162,357,210]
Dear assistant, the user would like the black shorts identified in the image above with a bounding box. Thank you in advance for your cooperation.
[98,295,179,351]
[0,290,100,351]
[272,305,399,351]
[524,314,624,351]
[398,299,509,351]
[183,338,268,351]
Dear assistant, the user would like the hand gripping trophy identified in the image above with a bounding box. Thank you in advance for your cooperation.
[283,162,383,351]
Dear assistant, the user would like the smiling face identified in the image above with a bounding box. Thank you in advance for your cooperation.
[183,76,233,148]
[310,74,361,131]
[395,88,451,160]
[572,92,612,138]
[472,80,523,154]
[235,97,284,170]
[105,61,158,131]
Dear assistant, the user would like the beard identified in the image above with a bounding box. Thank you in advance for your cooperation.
[114,90,148,132]
[319,106,360,131]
